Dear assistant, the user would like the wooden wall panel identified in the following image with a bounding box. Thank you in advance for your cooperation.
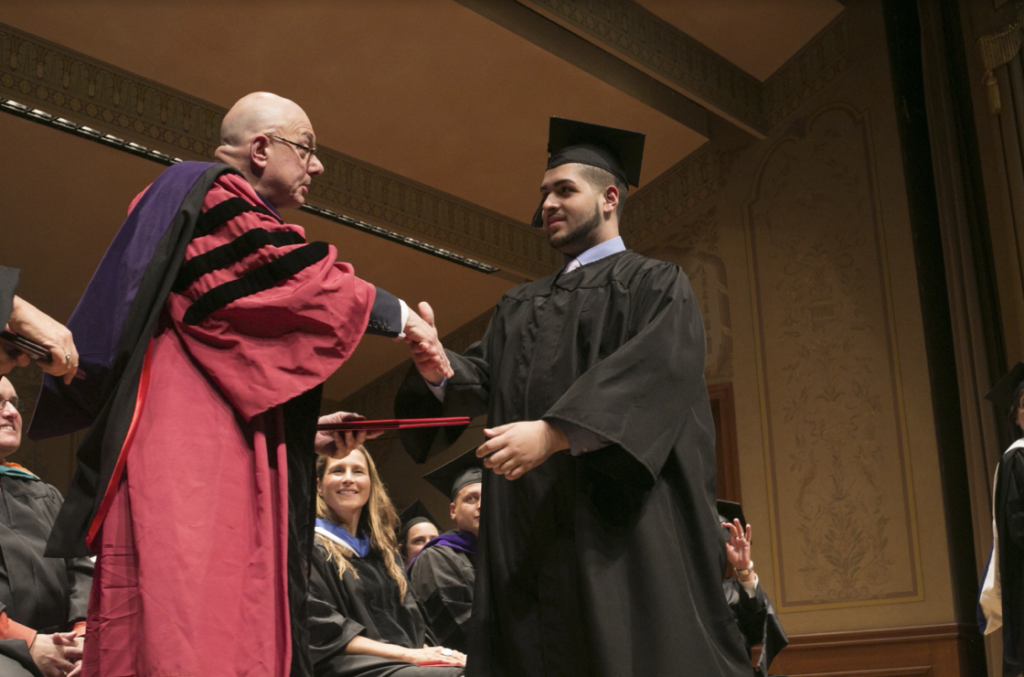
[758,623,982,677]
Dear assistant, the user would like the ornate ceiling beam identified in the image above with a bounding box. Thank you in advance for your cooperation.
[0,23,559,281]
[515,0,766,137]
[453,0,710,136]
[463,0,850,140]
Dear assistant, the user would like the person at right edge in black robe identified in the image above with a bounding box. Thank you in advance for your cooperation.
[979,361,1024,676]
[394,117,752,677]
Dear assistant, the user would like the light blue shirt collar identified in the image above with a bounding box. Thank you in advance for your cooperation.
[563,236,626,270]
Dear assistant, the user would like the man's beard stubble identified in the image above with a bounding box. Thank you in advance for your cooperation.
[548,203,602,251]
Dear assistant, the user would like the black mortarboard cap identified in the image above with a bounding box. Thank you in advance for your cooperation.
[397,500,437,543]
[424,448,484,501]
[531,117,646,227]
[717,500,747,528]
[547,117,646,187]
[986,361,1024,410]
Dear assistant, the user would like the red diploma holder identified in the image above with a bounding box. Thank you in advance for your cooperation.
[316,417,471,432]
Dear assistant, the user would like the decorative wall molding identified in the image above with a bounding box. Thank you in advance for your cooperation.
[765,15,852,128]
[516,1,851,138]
[745,104,922,611]
[0,23,559,280]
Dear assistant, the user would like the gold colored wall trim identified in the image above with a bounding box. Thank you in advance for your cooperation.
[517,0,851,139]
[0,23,560,280]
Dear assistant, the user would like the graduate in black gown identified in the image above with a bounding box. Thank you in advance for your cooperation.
[408,451,482,654]
[0,376,92,677]
[397,501,439,568]
[718,502,787,677]
[979,362,1024,676]
[308,447,465,677]
[395,118,752,677]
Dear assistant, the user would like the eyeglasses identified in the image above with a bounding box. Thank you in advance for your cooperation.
[0,398,20,413]
[268,134,318,163]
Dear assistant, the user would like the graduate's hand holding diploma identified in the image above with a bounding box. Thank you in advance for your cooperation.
[404,302,453,384]
[478,420,569,480]
[315,411,383,459]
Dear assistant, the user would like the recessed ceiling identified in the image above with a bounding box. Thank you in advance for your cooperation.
[636,0,845,81]
[2,0,706,224]
[0,0,843,406]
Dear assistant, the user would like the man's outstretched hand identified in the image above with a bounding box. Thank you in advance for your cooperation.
[403,302,452,385]
[315,411,383,458]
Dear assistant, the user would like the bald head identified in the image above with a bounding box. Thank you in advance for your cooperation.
[214,92,323,209]
[217,92,305,151]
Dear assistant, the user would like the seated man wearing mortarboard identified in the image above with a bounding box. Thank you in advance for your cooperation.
[407,450,481,655]
[717,501,788,677]
[396,501,439,568]
[0,376,92,677]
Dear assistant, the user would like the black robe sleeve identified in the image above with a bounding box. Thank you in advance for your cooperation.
[408,547,474,653]
[0,638,40,677]
[0,266,18,327]
[0,477,93,633]
[308,547,368,665]
[722,578,788,676]
[395,327,492,463]
[997,446,1024,676]
[543,263,708,491]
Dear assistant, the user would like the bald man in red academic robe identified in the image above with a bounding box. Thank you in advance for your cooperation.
[33,92,450,677]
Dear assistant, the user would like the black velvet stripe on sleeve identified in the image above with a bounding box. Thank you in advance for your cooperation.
[182,242,330,325]
[172,229,306,293]
[193,197,279,238]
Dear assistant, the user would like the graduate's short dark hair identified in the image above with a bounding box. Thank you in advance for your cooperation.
[578,164,628,221]
[1010,389,1024,439]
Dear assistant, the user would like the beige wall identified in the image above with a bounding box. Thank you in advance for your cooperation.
[628,0,956,635]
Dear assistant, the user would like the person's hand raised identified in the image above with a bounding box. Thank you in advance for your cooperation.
[315,412,383,459]
[723,519,753,574]
[402,302,452,384]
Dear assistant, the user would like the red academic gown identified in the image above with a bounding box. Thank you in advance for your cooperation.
[82,173,376,677]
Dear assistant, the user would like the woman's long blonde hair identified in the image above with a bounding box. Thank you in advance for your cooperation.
[315,447,407,600]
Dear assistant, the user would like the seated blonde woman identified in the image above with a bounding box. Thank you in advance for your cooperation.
[308,446,466,677]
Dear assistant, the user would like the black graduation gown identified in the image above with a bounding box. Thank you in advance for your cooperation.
[409,539,475,653]
[723,579,788,676]
[308,541,464,677]
[395,250,752,677]
[995,443,1024,676]
[0,266,17,326]
[0,474,92,634]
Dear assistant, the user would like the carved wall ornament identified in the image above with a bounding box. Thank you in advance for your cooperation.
[745,103,923,611]
[977,3,1024,113]
[640,210,733,382]
[0,23,560,279]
